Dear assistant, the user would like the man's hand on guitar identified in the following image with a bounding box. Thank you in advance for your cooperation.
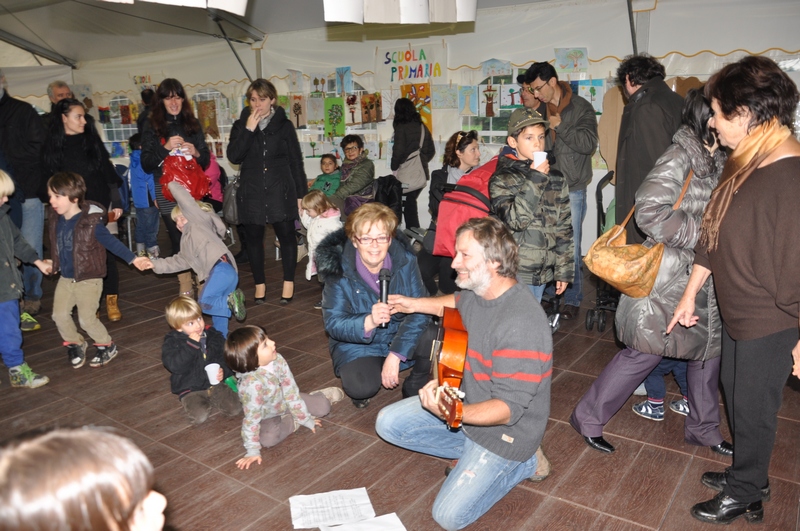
[419,380,442,418]
[381,354,401,389]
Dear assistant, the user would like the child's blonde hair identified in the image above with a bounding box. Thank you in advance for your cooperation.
[171,200,214,221]
[0,170,14,199]
[0,427,155,531]
[165,295,202,330]
[301,190,336,214]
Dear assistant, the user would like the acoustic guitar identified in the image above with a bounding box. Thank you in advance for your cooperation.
[430,307,468,428]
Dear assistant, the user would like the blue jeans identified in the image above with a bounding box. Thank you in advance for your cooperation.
[644,358,688,399]
[528,284,545,302]
[198,261,238,337]
[545,188,586,306]
[134,206,160,249]
[376,397,538,530]
[20,198,44,301]
[0,299,24,367]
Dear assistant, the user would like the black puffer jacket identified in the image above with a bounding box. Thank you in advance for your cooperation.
[0,91,46,200]
[227,106,307,225]
[161,326,233,397]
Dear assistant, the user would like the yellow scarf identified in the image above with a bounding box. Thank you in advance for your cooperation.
[699,118,791,251]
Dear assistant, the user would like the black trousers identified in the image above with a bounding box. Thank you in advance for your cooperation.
[416,247,457,296]
[243,221,297,285]
[402,188,423,229]
[721,325,797,502]
[338,320,438,400]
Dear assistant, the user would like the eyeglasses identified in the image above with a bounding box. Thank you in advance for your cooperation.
[343,145,360,153]
[525,81,548,95]
[356,235,390,245]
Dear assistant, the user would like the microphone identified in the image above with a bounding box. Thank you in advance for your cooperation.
[379,268,391,329]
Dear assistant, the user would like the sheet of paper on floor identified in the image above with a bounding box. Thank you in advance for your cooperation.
[290,487,376,529]
[319,513,406,531]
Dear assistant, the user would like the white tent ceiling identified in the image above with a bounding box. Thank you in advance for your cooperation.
[0,0,542,65]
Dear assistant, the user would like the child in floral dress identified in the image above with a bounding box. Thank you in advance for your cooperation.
[224,325,344,469]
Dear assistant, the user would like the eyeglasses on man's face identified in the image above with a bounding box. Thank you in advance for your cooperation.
[356,235,390,245]
[525,81,548,95]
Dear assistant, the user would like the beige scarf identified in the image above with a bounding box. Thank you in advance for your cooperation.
[699,118,791,252]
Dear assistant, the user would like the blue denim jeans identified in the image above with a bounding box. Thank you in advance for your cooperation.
[20,198,44,301]
[528,284,545,302]
[545,188,586,306]
[134,206,160,249]
[644,357,688,399]
[376,397,539,530]
[0,299,24,367]
[198,261,238,337]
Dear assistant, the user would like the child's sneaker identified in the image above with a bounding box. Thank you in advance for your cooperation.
[311,386,345,405]
[632,400,665,421]
[227,288,246,321]
[136,249,148,258]
[20,312,40,332]
[147,245,160,259]
[313,300,323,310]
[669,398,690,416]
[65,341,88,368]
[9,363,49,388]
[89,343,118,368]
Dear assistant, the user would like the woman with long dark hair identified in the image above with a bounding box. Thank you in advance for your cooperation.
[141,78,210,297]
[227,79,306,304]
[42,98,125,321]
[390,98,435,229]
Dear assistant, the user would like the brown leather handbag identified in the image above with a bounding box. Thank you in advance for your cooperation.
[583,170,693,298]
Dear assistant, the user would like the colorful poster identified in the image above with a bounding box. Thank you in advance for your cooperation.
[276,95,289,110]
[499,84,523,109]
[400,82,432,132]
[307,96,325,126]
[459,86,478,117]
[376,43,447,86]
[481,58,512,78]
[555,47,589,73]
[360,93,383,123]
[309,74,328,94]
[197,100,219,139]
[324,97,345,138]
[129,104,139,122]
[120,105,132,125]
[574,79,605,114]
[345,94,360,125]
[381,87,399,120]
[478,85,501,117]
[363,141,379,159]
[72,84,93,110]
[431,85,458,109]
[335,67,352,95]
[287,69,303,92]
[290,94,307,128]
[98,107,111,124]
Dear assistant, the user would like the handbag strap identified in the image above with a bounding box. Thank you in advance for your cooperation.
[620,168,695,227]
[418,123,425,149]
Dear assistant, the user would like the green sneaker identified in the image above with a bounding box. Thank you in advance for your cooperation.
[20,312,40,332]
[227,288,246,321]
[9,363,49,388]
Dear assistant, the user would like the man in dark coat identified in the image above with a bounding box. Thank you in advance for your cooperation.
[614,54,684,244]
[136,88,154,134]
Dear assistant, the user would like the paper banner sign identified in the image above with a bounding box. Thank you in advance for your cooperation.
[376,43,447,87]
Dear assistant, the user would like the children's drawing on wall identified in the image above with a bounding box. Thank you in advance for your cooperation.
[277,95,290,111]
[120,105,131,125]
[432,85,458,109]
[335,67,353,96]
[478,85,500,117]
[363,141,379,160]
[573,79,605,114]
[324,97,345,139]
[345,94,360,125]
[306,96,325,126]
[360,93,383,123]
[129,104,139,123]
[287,69,303,92]
[310,74,328,94]
[555,47,589,73]
[197,100,219,139]
[481,58,512,79]
[98,107,110,124]
[214,141,224,159]
[72,84,93,111]
[500,84,523,109]
[291,94,307,128]
[382,87,399,120]
[401,82,432,133]
[459,86,479,117]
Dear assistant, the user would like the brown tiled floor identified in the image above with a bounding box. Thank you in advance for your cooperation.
[3,235,799,530]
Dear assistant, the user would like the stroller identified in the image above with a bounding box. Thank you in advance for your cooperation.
[584,171,620,332]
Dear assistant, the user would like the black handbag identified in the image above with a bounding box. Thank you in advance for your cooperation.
[222,174,240,225]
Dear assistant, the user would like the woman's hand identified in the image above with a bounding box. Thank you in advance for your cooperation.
[381,354,401,389]
[792,340,800,379]
[667,295,698,333]
[165,135,185,151]
[366,302,391,331]
[555,281,568,295]
[180,142,199,158]
[246,108,265,131]
[236,455,262,470]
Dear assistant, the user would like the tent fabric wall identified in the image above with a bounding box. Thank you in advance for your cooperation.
[2,65,73,109]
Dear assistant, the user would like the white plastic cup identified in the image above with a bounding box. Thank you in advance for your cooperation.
[205,363,221,385]
[533,151,548,168]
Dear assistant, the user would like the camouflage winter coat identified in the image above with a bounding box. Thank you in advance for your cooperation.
[489,155,574,286]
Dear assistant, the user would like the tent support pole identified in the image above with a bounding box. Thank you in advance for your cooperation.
[255,49,262,79]
[216,20,253,83]
[626,0,638,55]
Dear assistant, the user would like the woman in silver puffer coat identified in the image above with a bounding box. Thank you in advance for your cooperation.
[570,89,731,455]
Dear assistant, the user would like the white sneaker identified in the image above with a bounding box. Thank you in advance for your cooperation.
[312,387,345,405]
